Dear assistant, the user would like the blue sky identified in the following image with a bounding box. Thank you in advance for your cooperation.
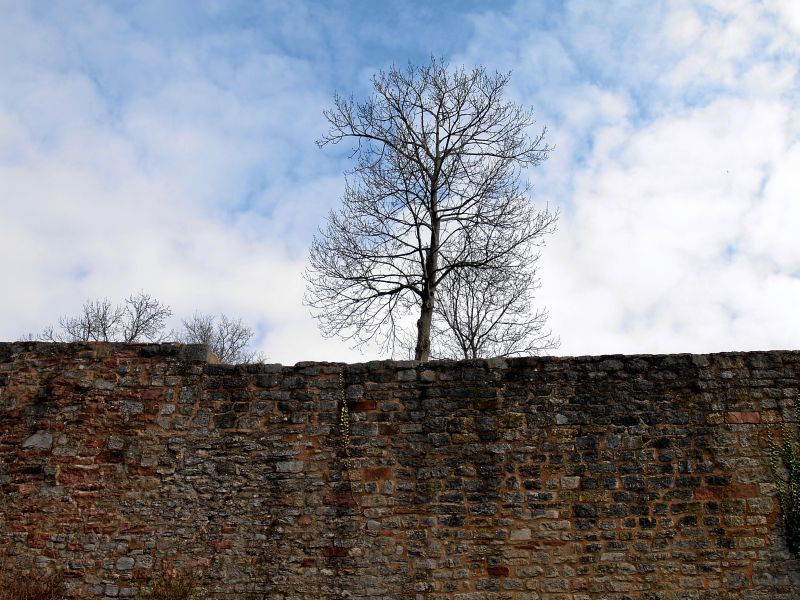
[1,0,799,362]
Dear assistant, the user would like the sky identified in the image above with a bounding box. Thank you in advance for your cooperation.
[1,0,798,364]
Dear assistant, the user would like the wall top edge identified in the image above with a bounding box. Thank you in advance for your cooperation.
[0,341,798,370]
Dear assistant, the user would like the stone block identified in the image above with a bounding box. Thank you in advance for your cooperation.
[22,430,53,449]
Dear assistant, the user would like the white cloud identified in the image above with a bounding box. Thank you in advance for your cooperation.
[544,95,791,348]
[744,143,800,272]
[464,0,800,355]
[0,1,359,363]
[1,0,798,363]
[766,0,800,36]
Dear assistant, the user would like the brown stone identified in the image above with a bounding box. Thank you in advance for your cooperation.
[350,400,378,412]
[725,411,761,424]
[363,467,393,481]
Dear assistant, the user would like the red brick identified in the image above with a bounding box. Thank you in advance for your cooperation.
[363,467,393,481]
[62,570,85,579]
[725,411,760,424]
[323,495,358,507]
[350,400,378,412]
[572,578,588,591]
[695,488,718,500]
[95,451,124,464]
[733,484,760,498]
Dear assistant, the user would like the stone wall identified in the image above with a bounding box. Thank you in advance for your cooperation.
[1,342,799,599]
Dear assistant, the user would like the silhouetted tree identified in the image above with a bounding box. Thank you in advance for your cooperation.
[431,263,559,359]
[41,291,171,343]
[306,58,557,360]
[34,292,260,363]
[178,312,258,364]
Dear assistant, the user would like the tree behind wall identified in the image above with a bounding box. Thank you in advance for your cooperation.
[35,291,258,363]
[306,58,557,360]
[177,312,257,364]
[41,291,172,344]
[431,263,559,359]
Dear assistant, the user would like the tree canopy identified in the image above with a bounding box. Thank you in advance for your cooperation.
[306,58,557,360]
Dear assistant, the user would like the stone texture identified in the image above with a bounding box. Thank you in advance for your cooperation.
[0,341,799,598]
[21,430,53,449]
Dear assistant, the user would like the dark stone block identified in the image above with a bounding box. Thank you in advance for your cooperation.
[574,504,599,518]
[254,374,278,388]
[180,344,216,363]
[214,412,237,428]
[623,476,646,491]
[604,504,629,517]
[205,363,239,375]
[576,435,600,451]
[705,475,731,486]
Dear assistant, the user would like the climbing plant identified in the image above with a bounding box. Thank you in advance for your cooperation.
[338,368,351,464]
[768,398,800,557]
[338,367,359,509]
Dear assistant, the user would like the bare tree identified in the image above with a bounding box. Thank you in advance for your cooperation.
[430,263,559,359]
[34,293,260,363]
[121,291,172,343]
[306,58,557,360]
[41,292,170,343]
[178,312,257,363]
[52,297,123,342]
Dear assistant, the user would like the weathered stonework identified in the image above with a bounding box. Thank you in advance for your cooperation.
[1,342,799,598]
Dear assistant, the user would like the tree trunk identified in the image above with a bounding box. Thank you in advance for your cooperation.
[415,210,440,361]
[415,290,434,361]
[415,163,441,362]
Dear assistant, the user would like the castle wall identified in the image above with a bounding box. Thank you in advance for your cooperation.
[1,342,798,598]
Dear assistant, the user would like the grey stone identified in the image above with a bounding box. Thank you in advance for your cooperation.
[397,369,417,381]
[510,528,531,540]
[35,556,52,568]
[276,461,304,473]
[122,400,144,414]
[599,359,624,371]
[94,378,116,390]
[561,476,580,489]
[486,357,508,369]
[22,430,53,449]
[180,343,217,363]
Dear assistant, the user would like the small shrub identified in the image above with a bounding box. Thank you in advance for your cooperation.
[769,404,800,557]
[135,572,206,600]
[0,565,66,600]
